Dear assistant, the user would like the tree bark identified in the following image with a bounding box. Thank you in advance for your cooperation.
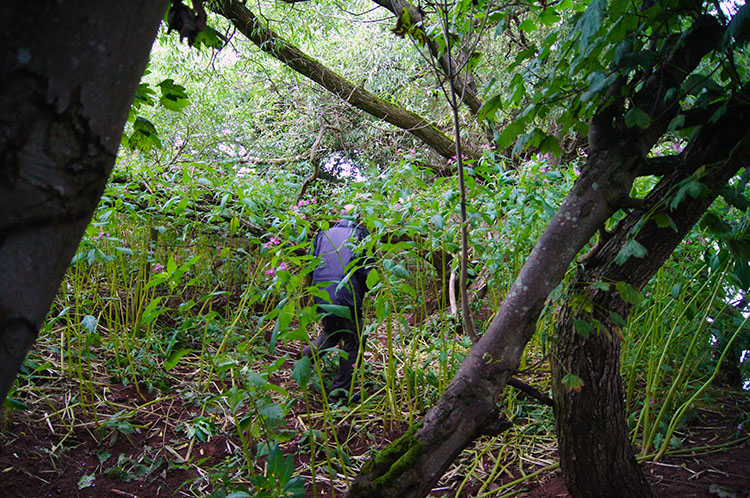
[346,14,728,498]
[371,0,483,115]
[0,1,167,402]
[211,0,461,160]
[552,90,750,498]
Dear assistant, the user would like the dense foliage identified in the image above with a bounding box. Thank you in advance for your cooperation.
[3,0,749,496]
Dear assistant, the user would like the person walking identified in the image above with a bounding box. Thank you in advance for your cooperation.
[304,205,371,404]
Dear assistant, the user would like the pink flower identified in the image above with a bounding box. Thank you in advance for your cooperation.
[262,237,281,249]
[278,262,287,271]
[265,268,276,277]
[153,263,165,272]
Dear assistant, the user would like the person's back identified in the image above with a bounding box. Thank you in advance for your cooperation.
[312,218,368,312]
[304,210,371,404]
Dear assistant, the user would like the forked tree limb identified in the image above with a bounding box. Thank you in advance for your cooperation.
[297,124,334,202]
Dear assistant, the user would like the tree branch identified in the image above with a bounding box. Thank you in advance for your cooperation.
[212,0,461,159]
[507,377,553,407]
[297,124,332,201]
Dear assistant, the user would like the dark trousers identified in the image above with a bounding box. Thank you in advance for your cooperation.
[303,311,364,393]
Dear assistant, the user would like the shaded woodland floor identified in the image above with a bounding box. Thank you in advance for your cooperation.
[2,361,748,498]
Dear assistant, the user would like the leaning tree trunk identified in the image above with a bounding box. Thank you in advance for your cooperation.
[345,14,729,497]
[212,0,462,160]
[552,92,750,498]
[0,1,168,402]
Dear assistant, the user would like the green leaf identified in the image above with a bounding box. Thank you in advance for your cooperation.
[194,26,224,49]
[670,180,706,209]
[561,373,584,392]
[575,0,604,53]
[128,117,161,152]
[667,114,685,132]
[624,107,651,129]
[582,71,606,101]
[519,18,538,32]
[539,8,561,26]
[573,319,593,338]
[727,239,750,260]
[77,473,96,490]
[651,212,678,231]
[732,259,750,289]
[609,310,627,327]
[158,78,190,111]
[614,240,648,265]
[388,264,410,279]
[292,356,312,389]
[430,213,444,229]
[615,281,644,306]
[723,2,750,48]
[318,304,352,320]
[164,348,192,371]
[80,314,98,334]
[3,396,29,411]
[700,213,732,235]
[309,286,332,303]
[719,187,750,211]
[591,281,610,291]
[366,268,380,288]
[496,120,525,150]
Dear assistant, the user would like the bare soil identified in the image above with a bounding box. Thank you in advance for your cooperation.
[2,369,748,498]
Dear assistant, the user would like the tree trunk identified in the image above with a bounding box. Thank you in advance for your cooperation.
[552,93,750,498]
[0,1,167,402]
[346,15,730,497]
[212,0,461,160]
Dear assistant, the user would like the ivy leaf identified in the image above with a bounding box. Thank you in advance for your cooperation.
[670,180,706,209]
[700,213,732,235]
[624,107,651,129]
[562,373,584,392]
[651,212,678,231]
[609,310,628,327]
[614,240,648,265]
[519,19,538,32]
[158,78,190,112]
[128,116,161,152]
[615,281,644,306]
[574,319,593,338]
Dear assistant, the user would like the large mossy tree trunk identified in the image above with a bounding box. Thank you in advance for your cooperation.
[552,96,750,497]
[0,1,167,402]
